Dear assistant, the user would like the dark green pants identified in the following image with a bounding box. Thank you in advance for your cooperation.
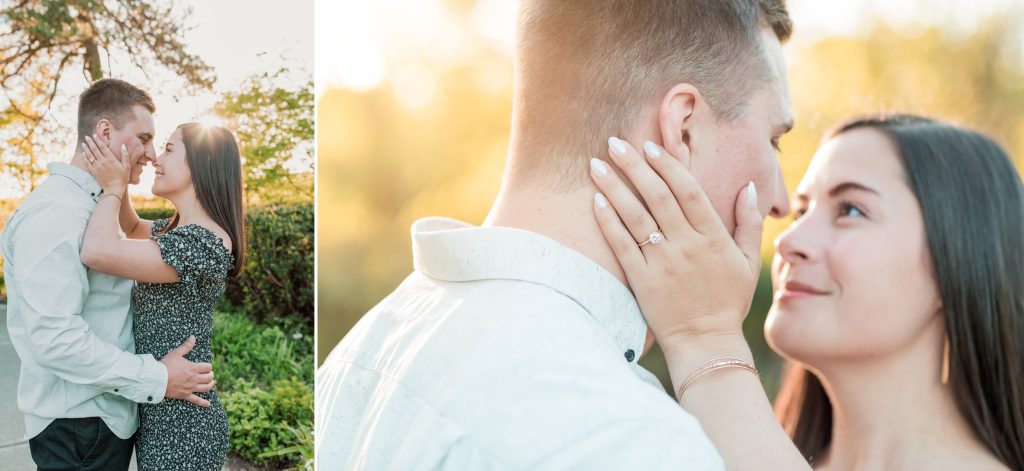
[28,417,135,471]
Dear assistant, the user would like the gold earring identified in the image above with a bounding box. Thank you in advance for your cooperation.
[941,336,950,385]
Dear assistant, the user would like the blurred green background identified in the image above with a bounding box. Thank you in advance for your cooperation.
[317,0,1024,396]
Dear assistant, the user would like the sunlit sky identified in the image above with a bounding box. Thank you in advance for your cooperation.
[316,0,1024,98]
[1,0,313,198]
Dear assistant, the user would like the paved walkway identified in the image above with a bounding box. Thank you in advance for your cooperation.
[0,305,138,470]
[0,304,35,470]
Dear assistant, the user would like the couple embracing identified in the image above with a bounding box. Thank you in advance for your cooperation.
[317,0,1023,469]
[3,79,245,470]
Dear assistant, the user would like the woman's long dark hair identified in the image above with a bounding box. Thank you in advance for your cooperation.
[158,122,247,277]
[774,114,1024,469]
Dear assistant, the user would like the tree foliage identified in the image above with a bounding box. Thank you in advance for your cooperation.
[213,68,314,203]
[0,0,214,190]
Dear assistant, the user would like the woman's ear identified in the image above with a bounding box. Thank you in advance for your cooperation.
[659,83,701,168]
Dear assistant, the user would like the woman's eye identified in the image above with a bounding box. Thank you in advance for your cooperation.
[838,201,865,218]
[792,207,807,221]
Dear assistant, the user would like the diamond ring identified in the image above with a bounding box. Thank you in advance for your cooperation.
[637,231,665,247]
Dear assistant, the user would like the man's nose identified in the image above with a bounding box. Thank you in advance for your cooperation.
[768,166,791,219]
[143,143,157,163]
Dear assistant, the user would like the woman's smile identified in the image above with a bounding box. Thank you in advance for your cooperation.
[774,280,832,303]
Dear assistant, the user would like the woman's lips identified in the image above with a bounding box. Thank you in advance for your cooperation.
[775,281,830,302]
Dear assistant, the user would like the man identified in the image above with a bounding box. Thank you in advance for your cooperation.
[2,78,214,470]
[317,0,794,468]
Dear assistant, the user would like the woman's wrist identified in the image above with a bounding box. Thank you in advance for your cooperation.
[102,185,126,198]
[659,331,754,399]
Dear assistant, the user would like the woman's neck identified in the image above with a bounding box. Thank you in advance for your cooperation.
[811,338,990,470]
[167,192,212,227]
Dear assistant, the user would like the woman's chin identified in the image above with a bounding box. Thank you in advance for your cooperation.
[765,307,827,362]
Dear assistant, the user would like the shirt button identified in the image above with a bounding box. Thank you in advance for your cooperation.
[147,396,153,402]
[114,388,119,392]
[624,349,636,362]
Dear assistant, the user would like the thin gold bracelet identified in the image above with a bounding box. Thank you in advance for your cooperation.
[675,358,759,401]
[101,192,123,203]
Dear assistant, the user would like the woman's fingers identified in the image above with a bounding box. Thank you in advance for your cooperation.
[590,157,662,245]
[83,135,105,162]
[86,135,117,161]
[82,136,130,189]
[81,139,99,163]
[606,137,688,238]
[641,140,726,237]
[119,144,129,168]
[81,143,95,170]
[593,192,648,269]
[732,181,764,275]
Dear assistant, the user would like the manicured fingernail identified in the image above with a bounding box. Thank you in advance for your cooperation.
[595,192,609,208]
[608,136,628,157]
[188,335,196,342]
[643,140,662,160]
[747,181,758,207]
[590,157,609,177]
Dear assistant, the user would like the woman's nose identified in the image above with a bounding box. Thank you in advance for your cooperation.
[775,216,816,264]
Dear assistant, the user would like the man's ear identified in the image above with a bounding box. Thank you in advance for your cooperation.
[94,119,112,143]
[658,83,701,167]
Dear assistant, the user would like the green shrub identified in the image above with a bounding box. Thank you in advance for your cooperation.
[257,424,314,471]
[221,377,313,467]
[229,202,313,325]
[212,310,312,393]
[135,207,175,221]
[213,309,312,468]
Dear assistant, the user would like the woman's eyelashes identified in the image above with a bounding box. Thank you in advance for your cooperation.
[837,200,867,219]
[790,200,868,222]
[792,205,807,221]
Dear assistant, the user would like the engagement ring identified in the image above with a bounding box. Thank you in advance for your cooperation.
[637,231,665,247]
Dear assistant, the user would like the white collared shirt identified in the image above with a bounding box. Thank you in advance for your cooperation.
[317,217,723,469]
[2,163,167,440]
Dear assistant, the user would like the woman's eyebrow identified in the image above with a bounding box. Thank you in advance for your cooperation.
[792,181,880,205]
[828,181,880,198]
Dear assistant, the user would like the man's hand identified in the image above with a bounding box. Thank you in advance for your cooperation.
[160,335,215,408]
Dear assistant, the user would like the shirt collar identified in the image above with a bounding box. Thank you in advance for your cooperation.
[47,162,102,202]
[411,217,648,364]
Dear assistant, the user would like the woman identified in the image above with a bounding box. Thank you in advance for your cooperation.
[78,123,246,471]
[590,115,1022,470]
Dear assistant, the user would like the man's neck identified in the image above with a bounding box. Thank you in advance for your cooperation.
[68,151,90,173]
[483,178,630,289]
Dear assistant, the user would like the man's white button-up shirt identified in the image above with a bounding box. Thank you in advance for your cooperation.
[317,217,723,469]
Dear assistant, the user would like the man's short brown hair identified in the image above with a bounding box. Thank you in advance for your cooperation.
[77,78,156,145]
[513,0,792,188]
